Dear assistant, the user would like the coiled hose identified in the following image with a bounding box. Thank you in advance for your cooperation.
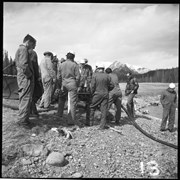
[121,104,178,150]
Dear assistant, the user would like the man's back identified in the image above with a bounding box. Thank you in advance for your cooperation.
[59,59,80,82]
[91,72,114,94]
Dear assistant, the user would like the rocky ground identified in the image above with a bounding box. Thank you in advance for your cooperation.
[2,95,178,178]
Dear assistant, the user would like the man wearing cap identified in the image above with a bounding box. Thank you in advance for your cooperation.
[125,72,139,118]
[15,34,36,127]
[57,51,81,126]
[105,68,122,125]
[89,65,114,129]
[39,51,56,109]
[77,58,93,126]
[160,83,177,132]
[78,58,93,92]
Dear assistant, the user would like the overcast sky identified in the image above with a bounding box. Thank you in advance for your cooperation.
[3,3,179,70]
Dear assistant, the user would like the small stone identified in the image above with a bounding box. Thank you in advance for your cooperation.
[72,172,83,178]
[22,158,32,165]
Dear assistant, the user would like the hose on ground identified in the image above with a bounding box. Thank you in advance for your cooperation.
[121,104,178,150]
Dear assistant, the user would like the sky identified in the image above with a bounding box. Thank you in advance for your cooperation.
[3,3,179,70]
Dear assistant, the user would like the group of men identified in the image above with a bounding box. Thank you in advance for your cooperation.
[14,34,177,132]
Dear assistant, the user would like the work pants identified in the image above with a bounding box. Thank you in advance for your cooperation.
[160,104,176,131]
[107,92,122,123]
[89,93,108,128]
[17,73,34,122]
[39,78,53,108]
[58,81,79,125]
[126,93,135,118]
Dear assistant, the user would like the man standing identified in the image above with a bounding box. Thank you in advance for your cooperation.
[160,83,177,132]
[105,68,122,125]
[78,58,93,126]
[39,51,56,109]
[28,46,43,116]
[125,72,139,118]
[15,34,36,127]
[78,58,93,92]
[57,51,81,126]
[89,65,114,129]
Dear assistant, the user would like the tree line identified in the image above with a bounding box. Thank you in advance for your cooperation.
[3,50,17,75]
[113,67,178,83]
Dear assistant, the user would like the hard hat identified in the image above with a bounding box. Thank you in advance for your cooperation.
[169,83,175,89]
[84,58,88,63]
[80,59,85,64]
[96,64,105,69]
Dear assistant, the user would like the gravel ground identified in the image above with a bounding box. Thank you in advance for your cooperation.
[2,96,178,178]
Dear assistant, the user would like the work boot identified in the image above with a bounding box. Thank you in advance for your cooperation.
[17,119,33,129]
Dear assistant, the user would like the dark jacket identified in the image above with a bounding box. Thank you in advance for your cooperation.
[91,72,114,95]
[125,75,139,95]
[160,88,177,108]
[15,44,33,79]
[109,73,122,98]
[58,59,81,87]
[29,49,40,80]
[79,64,93,87]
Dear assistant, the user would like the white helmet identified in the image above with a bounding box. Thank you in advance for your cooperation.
[80,59,85,64]
[96,64,105,69]
[169,83,175,89]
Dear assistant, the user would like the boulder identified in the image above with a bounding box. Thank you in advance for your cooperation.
[46,152,65,166]
[72,172,83,178]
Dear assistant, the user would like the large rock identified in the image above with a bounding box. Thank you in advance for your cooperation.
[22,144,44,157]
[46,152,65,166]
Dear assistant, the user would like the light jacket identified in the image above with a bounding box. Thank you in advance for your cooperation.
[40,57,56,83]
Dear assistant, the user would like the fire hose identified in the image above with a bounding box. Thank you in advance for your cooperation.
[120,104,178,150]
[3,89,178,149]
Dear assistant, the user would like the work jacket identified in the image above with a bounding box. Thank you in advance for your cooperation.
[79,64,93,87]
[58,59,81,87]
[91,71,114,95]
[109,73,122,98]
[28,49,40,81]
[40,57,56,83]
[125,75,139,95]
[15,44,33,79]
[160,88,177,108]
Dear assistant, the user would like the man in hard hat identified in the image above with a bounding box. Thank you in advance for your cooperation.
[28,44,43,116]
[51,54,59,104]
[15,34,36,127]
[78,58,93,126]
[39,51,56,110]
[89,65,114,129]
[125,72,139,118]
[105,68,122,125]
[160,83,177,132]
[78,58,93,92]
[57,51,81,126]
